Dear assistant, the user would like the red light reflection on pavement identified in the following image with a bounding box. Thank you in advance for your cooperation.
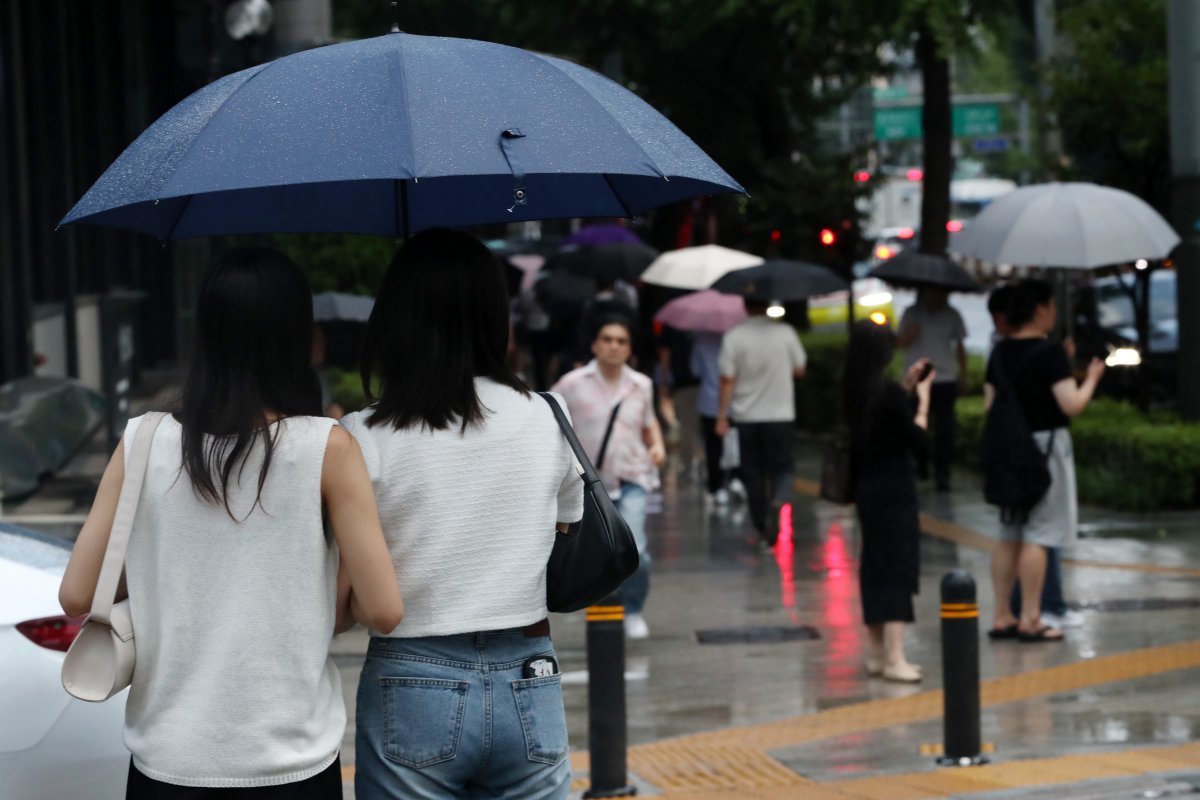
[816,520,866,693]
[773,503,797,623]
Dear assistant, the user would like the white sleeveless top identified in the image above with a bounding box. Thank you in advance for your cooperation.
[121,414,343,788]
[342,380,584,638]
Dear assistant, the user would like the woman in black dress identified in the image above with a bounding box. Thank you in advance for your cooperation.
[844,320,934,682]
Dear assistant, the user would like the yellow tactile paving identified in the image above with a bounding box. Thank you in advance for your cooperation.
[821,742,1200,798]
[795,477,1200,578]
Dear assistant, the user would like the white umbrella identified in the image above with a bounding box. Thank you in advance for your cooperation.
[951,182,1180,268]
[639,244,762,290]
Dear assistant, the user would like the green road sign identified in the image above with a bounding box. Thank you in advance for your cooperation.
[952,103,1000,137]
[873,102,1001,141]
[874,106,922,141]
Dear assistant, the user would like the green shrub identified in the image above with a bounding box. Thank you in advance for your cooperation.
[955,396,1200,511]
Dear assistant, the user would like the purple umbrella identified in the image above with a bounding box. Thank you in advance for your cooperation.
[654,290,747,333]
[565,224,645,248]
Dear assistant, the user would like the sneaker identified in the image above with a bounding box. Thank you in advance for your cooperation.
[727,477,748,502]
[882,662,923,683]
[625,613,650,640]
[714,488,731,506]
[1042,609,1085,629]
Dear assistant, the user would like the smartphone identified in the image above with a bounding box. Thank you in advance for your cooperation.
[918,362,933,381]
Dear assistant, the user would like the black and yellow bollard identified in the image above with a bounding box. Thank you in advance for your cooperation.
[938,570,988,766]
[583,598,637,798]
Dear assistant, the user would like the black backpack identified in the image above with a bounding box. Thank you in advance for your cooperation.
[982,342,1057,525]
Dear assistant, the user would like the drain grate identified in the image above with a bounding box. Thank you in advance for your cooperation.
[695,625,820,645]
[1076,597,1200,613]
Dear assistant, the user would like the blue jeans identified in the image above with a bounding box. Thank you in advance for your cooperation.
[615,481,650,614]
[355,631,570,800]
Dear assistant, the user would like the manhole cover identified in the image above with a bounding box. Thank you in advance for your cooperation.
[695,626,820,645]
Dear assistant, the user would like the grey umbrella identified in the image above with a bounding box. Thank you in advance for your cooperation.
[869,251,979,292]
[950,182,1179,268]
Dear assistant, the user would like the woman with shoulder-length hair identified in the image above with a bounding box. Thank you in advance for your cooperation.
[59,247,404,800]
[984,279,1104,643]
[342,229,584,800]
[844,319,935,683]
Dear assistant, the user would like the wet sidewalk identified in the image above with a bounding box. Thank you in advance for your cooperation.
[7,415,1200,798]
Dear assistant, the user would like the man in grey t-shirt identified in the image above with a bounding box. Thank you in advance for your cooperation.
[897,287,967,491]
[715,303,807,545]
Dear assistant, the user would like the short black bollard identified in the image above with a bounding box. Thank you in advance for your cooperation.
[583,598,637,798]
[939,570,988,766]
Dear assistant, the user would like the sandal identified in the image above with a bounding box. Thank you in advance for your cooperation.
[987,624,1019,640]
[1018,625,1064,643]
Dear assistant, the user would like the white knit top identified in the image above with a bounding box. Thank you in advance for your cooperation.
[121,414,343,788]
[341,380,584,637]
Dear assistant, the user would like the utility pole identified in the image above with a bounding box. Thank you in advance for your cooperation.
[1168,1,1200,418]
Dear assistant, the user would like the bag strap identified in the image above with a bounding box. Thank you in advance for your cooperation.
[537,393,603,490]
[595,402,623,471]
[89,411,167,624]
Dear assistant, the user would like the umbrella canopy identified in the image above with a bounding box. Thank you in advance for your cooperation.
[565,224,644,248]
[60,33,743,239]
[640,245,763,290]
[547,243,658,283]
[868,251,979,292]
[710,260,847,303]
[313,292,374,323]
[533,272,596,317]
[654,290,746,333]
[950,182,1180,268]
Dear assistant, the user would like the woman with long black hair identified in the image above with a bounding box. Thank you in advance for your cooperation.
[60,247,404,799]
[343,229,584,800]
[844,320,934,683]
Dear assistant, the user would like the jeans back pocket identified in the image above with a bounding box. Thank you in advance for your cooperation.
[511,674,569,765]
[381,677,469,769]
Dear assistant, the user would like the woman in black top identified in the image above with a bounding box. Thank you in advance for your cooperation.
[844,321,935,682]
[984,279,1104,642]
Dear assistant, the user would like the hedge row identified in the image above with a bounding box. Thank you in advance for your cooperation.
[956,396,1200,511]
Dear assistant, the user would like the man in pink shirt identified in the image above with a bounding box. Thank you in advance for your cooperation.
[554,316,666,639]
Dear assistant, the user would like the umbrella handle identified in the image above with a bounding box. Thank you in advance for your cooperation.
[500,129,528,213]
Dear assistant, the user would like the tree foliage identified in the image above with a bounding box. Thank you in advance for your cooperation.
[1044,0,1168,210]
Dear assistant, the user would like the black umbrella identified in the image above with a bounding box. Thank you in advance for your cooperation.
[534,272,597,317]
[546,243,659,284]
[710,259,847,303]
[869,251,979,292]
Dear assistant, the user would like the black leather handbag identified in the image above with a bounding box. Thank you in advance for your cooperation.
[538,393,640,613]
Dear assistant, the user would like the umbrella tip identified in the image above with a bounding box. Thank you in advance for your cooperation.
[390,1,401,33]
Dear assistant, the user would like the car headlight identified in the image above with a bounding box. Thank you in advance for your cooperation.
[857,292,892,308]
[1105,347,1142,367]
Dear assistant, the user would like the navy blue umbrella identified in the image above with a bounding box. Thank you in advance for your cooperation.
[61,32,744,239]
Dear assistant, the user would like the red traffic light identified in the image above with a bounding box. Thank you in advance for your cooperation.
[819,228,837,246]
[770,229,782,242]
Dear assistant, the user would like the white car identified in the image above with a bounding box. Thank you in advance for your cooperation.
[0,522,128,799]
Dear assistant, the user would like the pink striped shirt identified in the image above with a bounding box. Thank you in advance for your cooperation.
[552,361,660,493]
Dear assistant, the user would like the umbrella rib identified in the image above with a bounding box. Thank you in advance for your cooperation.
[155,62,275,202]
[537,55,670,183]
[165,194,196,240]
[602,174,634,217]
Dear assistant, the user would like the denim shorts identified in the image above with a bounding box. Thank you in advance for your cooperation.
[354,629,570,800]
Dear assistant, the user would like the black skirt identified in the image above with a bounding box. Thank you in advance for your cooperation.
[854,456,920,625]
[126,757,342,800]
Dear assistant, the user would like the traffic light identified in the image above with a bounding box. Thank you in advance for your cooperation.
[819,228,837,247]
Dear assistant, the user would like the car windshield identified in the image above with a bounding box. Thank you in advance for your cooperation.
[0,524,71,573]
[1094,272,1176,328]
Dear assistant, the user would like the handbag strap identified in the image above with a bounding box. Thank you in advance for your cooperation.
[537,393,602,490]
[89,411,167,623]
[595,401,622,471]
